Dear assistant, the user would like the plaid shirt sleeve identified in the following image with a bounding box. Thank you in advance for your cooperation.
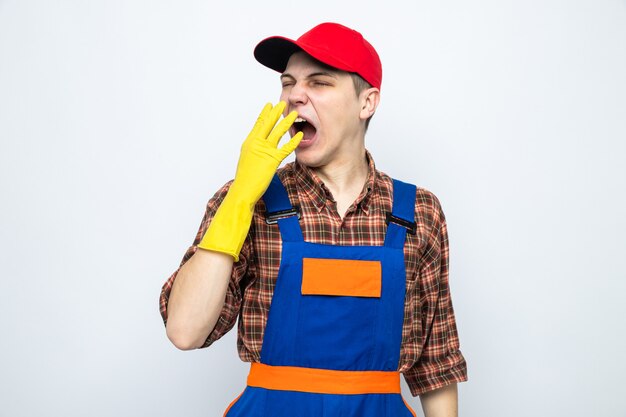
[158,181,255,348]
[403,193,468,395]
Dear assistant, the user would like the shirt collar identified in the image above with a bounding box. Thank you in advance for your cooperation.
[293,150,377,215]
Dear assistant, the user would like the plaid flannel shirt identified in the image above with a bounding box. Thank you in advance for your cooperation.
[160,151,467,395]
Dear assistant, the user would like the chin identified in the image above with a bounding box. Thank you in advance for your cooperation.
[294,150,324,169]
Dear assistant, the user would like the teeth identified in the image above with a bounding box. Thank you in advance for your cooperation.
[294,117,306,123]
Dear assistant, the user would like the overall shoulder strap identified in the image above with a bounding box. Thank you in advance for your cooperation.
[262,174,303,242]
[384,179,417,249]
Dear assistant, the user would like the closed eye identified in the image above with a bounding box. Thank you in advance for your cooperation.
[280,74,295,88]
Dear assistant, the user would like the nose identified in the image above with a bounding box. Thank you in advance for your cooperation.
[287,81,308,107]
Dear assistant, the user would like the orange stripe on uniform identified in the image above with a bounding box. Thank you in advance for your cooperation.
[222,389,244,417]
[246,363,400,395]
[403,397,417,417]
[301,258,382,297]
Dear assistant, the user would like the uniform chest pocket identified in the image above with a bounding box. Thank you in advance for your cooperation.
[301,258,382,298]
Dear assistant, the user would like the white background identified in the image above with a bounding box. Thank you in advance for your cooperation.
[1,1,625,416]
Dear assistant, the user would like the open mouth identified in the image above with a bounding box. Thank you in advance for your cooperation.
[292,116,317,142]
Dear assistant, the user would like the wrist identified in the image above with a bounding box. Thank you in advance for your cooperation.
[197,190,255,261]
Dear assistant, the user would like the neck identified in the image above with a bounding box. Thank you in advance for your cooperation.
[310,148,369,198]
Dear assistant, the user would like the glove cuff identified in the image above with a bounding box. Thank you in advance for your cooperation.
[197,190,255,262]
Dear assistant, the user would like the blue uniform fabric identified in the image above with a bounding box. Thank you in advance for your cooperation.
[225,174,417,417]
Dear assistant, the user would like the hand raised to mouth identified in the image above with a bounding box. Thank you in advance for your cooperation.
[198,101,303,261]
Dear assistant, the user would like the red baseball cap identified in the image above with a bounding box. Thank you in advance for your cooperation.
[254,22,382,90]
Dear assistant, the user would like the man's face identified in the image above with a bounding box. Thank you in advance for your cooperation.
[280,52,367,169]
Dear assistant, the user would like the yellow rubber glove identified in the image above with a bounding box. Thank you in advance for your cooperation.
[198,101,303,260]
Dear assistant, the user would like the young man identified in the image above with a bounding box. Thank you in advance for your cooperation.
[160,22,467,417]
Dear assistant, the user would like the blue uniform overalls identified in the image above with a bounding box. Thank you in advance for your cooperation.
[224,175,417,417]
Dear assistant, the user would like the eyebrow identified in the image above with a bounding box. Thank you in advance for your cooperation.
[280,71,339,80]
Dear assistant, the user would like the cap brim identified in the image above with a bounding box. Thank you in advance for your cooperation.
[254,34,369,81]
[254,36,303,73]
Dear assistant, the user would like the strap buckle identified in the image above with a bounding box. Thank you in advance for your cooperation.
[385,212,416,235]
[265,207,301,225]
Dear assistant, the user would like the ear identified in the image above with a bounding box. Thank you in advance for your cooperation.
[359,88,380,121]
